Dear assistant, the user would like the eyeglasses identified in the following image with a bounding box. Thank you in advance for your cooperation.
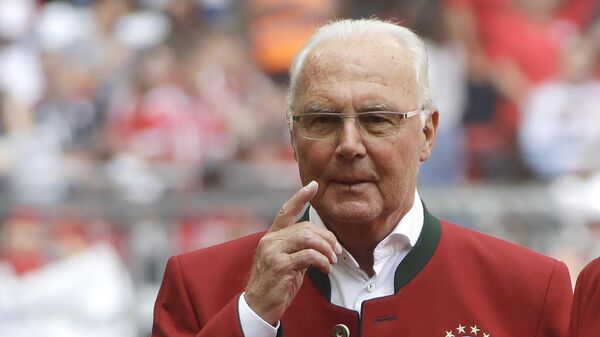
[290,110,423,140]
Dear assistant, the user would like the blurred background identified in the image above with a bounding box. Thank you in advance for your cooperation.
[0,0,599,336]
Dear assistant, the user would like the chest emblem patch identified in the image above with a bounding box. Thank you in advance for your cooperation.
[444,323,490,337]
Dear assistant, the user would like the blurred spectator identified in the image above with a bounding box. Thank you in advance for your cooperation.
[107,45,202,166]
[188,33,290,164]
[519,36,600,179]
[0,242,136,337]
[487,0,580,125]
[0,0,44,154]
[0,209,135,337]
[445,0,596,180]
[0,208,47,276]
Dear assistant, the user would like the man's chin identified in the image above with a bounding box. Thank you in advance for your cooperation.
[319,201,379,224]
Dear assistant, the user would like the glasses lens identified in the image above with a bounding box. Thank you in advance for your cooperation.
[298,114,341,139]
[357,112,402,137]
[294,112,409,139]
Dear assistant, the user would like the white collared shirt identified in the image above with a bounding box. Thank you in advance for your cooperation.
[239,190,424,337]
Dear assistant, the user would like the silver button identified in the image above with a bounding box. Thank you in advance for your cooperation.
[367,282,375,292]
[332,324,350,337]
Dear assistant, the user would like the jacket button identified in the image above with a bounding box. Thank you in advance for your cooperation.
[332,324,350,337]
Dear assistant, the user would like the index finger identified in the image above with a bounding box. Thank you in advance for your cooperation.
[271,180,318,230]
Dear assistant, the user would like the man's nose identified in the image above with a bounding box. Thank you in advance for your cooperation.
[334,119,366,160]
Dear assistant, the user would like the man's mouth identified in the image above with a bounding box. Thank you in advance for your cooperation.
[333,179,369,184]
[330,179,372,192]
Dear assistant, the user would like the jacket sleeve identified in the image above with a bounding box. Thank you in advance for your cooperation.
[535,261,573,337]
[152,256,245,337]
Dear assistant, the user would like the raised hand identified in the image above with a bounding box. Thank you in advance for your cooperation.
[244,181,342,325]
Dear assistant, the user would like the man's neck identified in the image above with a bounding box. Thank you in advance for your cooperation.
[348,247,376,277]
[326,205,411,277]
[309,189,422,278]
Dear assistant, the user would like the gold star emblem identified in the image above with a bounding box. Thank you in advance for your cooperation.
[483,333,491,337]
[470,325,480,335]
[456,324,466,334]
[445,331,455,337]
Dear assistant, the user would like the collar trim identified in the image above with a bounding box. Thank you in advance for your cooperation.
[393,203,441,292]
[303,202,441,300]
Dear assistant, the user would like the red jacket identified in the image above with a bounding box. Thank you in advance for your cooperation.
[153,209,572,337]
[569,257,600,337]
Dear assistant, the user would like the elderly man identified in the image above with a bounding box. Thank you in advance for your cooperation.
[570,258,600,337]
[152,19,572,337]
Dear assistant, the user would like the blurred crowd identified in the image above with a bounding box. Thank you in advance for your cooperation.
[0,0,600,336]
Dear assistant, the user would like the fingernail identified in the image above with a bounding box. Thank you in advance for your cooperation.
[335,242,342,255]
[304,180,317,191]
[332,254,338,264]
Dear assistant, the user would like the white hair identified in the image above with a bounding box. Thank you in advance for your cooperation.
[286,18,434,125]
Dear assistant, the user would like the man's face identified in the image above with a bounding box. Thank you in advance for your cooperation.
[291,36,437,231]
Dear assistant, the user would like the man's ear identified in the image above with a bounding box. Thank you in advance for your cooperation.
[420,110,439,162]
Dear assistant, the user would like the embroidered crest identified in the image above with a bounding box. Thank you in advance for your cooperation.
[444,323,490,337]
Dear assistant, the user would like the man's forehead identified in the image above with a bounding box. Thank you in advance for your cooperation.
[294,36,418,107]
[299,36,414,82]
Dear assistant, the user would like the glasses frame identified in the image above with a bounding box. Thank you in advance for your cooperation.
[289,109,424,140]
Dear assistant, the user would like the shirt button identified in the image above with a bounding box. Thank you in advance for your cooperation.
[332,324,350,337]
[367,283,375,292]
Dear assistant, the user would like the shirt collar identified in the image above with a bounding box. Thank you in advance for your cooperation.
[308,189,424,263]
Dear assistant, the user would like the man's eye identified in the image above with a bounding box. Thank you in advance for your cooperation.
[309,115,339,125]
[360,113,393,124]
